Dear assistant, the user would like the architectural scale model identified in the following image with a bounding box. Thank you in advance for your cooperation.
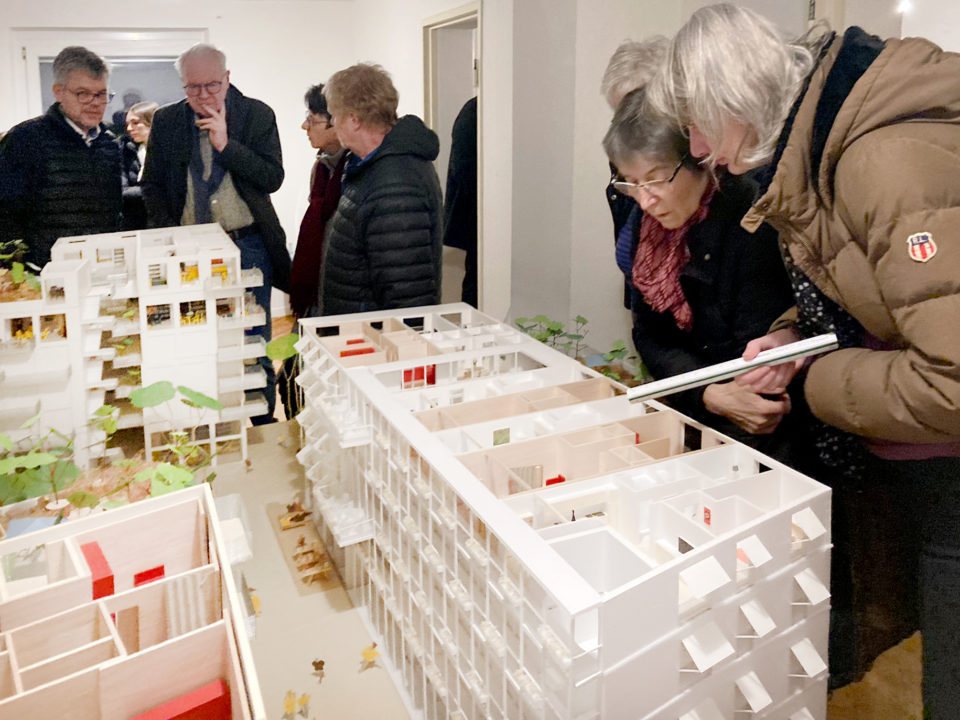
[0,224,268,468]
[0,484,264,719]
[295,304,832,720]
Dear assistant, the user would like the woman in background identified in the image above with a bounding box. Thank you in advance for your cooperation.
[120,100,158,230]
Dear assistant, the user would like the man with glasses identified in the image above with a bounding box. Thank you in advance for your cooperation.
[0,46,122,267]
[142,43,289,425]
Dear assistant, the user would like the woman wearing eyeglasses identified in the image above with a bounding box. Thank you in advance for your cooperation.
[604,86,798,458]
[650,6,960,708]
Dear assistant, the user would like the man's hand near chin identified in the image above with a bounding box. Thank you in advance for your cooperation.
[195,103,228,152]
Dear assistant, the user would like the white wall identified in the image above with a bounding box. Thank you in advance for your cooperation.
[479,0,515,318]
[508,0,577,325]
[567,1,683,355]
[901,0,960,50]
[0,0,356,260]
[844,0,904,38]
[683,0,808,35]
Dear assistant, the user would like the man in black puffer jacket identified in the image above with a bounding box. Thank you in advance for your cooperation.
[318,63,442,316]
[0,46,121,267]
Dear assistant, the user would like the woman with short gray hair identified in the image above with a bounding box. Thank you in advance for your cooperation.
[603,87,795,455]
[653,5,960,713]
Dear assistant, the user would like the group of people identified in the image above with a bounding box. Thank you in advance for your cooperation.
[604,5,959,716]
[1,8,958,714]
[0,43,455,424]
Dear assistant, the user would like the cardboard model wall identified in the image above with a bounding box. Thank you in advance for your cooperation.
[0,485,264,720]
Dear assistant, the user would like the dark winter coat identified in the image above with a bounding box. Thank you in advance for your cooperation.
[621,173,796,451]
[608,162,639,310]
[289,150,347,317]
[319,115,443,316]
[0,104,121,267]
[141,85,291,292]
[442,97,477,252]
[119,137,147,230]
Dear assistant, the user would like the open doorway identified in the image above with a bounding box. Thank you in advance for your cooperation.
[423,3,481,308]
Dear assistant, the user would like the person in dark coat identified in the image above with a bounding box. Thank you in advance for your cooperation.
[319,63,442,316]
[142,43,289,425]
[119,101,158,231]
[442,96,477,307]
[289,84,346,319]
[603,87,800,461]
[0,46,121,267]
[280,83,347,419]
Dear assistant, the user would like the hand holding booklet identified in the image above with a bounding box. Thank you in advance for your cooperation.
[625,333,839,404]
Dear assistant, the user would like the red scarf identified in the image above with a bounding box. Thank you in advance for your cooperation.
[631,183,716,331]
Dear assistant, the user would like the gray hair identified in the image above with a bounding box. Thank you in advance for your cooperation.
[600,36,668,110]
[175,43,227,78]
[648,3,818,169]
[53,46,109,85]
[603,86,698,174]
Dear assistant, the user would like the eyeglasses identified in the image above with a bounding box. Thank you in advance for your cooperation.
[304,113,331,129]
[65,88,116,105]
[610,156,687,196]
[183,77,225,97]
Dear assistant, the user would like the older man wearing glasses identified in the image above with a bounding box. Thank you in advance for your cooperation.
[0,46,122,267]
[142,43,289,425]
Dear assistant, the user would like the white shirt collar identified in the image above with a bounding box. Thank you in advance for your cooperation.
[62,112,100,146]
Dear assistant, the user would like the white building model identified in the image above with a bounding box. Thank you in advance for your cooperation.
[295,304,832,720]
[0,484,263,719]
[0,224,267,467]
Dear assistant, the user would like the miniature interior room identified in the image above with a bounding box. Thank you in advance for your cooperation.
[0,489,257,719]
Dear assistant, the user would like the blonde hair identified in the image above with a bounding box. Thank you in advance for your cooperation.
[648,3,818,169]
[127,101,159,127]
[324,63,398,129]
[600,36,668,110]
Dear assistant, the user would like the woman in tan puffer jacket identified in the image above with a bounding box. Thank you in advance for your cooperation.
[651,4,960,715]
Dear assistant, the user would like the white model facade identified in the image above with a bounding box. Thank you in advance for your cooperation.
[295,304,832,720]
[0,224,267,467]
[0,484,264,719]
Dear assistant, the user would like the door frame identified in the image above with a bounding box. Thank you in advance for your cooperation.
[423,2,483,309]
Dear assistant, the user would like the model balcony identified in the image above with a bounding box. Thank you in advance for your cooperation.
[218,336,266,361]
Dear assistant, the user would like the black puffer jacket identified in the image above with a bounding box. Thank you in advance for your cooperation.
[0,104,121,266]
[319,115,442,315]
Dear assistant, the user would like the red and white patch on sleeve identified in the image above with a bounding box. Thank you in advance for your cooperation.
[907,232,937,262]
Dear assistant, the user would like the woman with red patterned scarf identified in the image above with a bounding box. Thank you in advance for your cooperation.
[603,86,798,462]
